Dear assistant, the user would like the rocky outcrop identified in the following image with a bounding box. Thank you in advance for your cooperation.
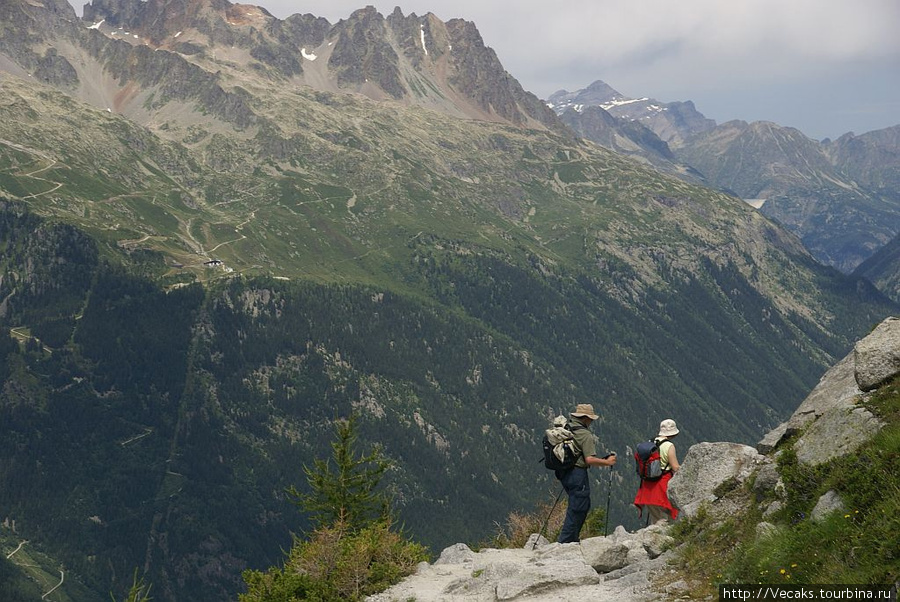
[757,321,887,466]
[667,317,896,523]
[667,442,766,519]
[329,7,405,99]
[854,317,900,390]
[443,18,562,132]
[672,316,898,515]
[367,525,675,602]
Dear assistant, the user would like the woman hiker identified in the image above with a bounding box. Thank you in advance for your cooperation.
[634,418,681,524]
[556,403,617,544]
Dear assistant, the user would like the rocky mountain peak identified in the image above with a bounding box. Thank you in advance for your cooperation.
[328,6,405,98]
[69,0,561,129]
[546,79,625,113]
[83,0,236,41]
[547,79,715,148]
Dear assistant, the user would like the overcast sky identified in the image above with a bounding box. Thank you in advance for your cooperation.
[73,0,900,141]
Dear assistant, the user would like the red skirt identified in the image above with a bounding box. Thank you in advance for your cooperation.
[633,471,679,520]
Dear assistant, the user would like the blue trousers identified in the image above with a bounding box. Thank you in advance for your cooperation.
[556,467,590,543]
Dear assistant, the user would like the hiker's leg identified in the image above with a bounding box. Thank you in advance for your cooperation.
[557,468,590,543]
[648,504,668,524]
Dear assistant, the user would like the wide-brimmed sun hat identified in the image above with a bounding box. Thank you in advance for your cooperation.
[658,419,679,437]
[570,403,600,420]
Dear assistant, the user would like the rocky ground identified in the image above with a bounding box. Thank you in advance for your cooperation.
[367,524,684,602]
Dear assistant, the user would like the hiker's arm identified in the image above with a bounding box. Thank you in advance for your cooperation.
[586,453,616,467]
[667,446,680,473]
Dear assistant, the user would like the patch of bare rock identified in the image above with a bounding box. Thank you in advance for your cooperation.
[367,523,678,602]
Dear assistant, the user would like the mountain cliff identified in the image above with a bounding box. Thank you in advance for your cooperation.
[549,81,900,275]
[368,317,900,601]
[547,80,716,148]
[13,0,562,130]
[675,121,900,273]
[0,1,897,600]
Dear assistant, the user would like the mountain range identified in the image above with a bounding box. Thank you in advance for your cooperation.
[0,1,897,600]
[552,80,900,274]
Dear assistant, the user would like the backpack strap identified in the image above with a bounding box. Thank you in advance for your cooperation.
[566,422,586,462]
[656,438,673,472]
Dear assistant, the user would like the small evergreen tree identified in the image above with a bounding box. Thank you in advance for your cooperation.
[113,570,151,602]
[240,414,428,602]
[287,414,391,532]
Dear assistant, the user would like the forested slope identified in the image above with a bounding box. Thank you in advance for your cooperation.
[0,202,895,600]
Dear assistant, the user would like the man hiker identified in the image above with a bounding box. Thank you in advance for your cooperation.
[556,403,617,544]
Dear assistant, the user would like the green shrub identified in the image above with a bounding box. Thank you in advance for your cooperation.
[240,415,429,601]
[240,519,428,602]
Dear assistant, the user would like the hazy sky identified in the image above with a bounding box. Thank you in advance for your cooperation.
[72,0,900,140]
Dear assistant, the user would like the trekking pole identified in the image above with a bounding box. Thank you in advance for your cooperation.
[604,464,613,537]
[533,486,565,550]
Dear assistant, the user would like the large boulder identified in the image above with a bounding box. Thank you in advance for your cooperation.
[756,317,897,465]
[580,536,629,573]
[441,545,600,600]
[757,353,863,454]
[854,317,900,391]
[668,442,765,518]
[435,542,477,565]
[793,404,883,466]
[810,490,845,522]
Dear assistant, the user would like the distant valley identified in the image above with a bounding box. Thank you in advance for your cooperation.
[551,80,900,274]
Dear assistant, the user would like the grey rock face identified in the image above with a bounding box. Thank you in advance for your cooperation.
[368,525,674,601]
[329,8,405,98]
[668,442,765,518]
[758,352,866,454]
[752,461,782,496]
[763,500,783,518]
[794,405,883,466]
[35,48,79,88]
[810,490,846,522]
[758,317,899,464]
[854,317,900,391]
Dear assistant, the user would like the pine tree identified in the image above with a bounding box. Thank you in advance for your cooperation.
[288,414,391,531]
[241,415,427,602]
